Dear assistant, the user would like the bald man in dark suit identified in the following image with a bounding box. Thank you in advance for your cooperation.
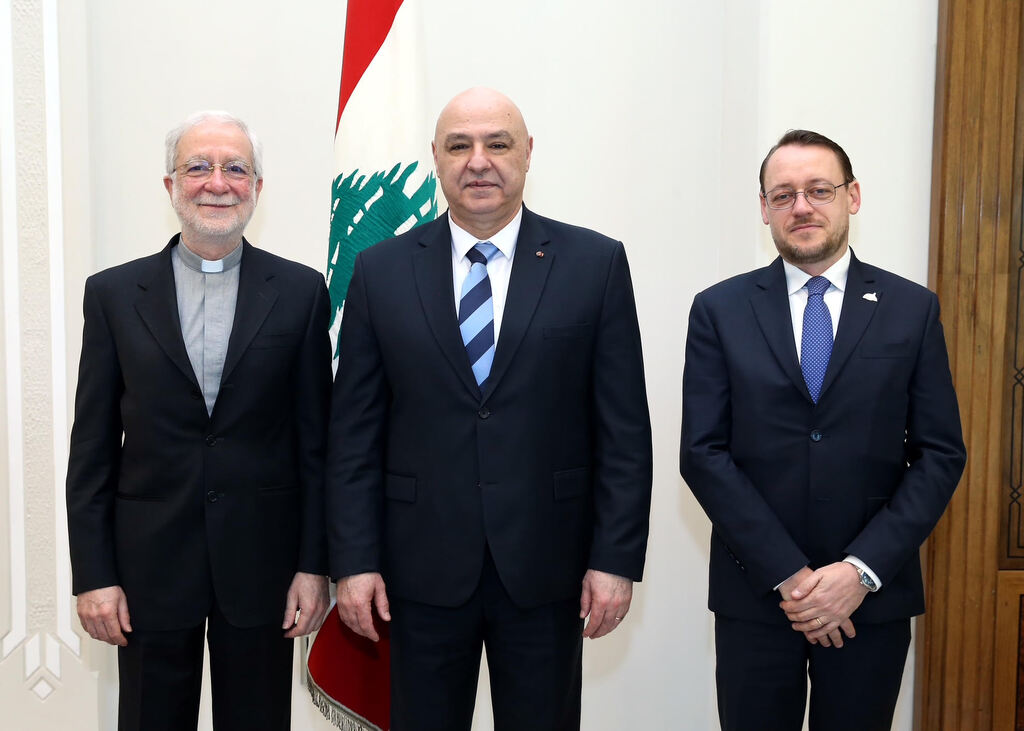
[327,88,653,731]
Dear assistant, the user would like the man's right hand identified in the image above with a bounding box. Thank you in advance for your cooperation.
[77,585,131,646]
[336,572,390,642]
[778,565,856,648]
[777,566,815,602]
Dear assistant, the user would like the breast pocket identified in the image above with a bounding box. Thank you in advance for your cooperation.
[249,332,301,349]
[543,323,591,340]
[858,340,913,358]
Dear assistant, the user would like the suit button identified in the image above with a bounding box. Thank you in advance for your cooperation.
[477,407,491,419]
[206,491,218,503]
[206,434,217,446]
[810,430,822,442]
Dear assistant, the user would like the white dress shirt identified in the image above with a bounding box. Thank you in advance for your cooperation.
[778,246,881,591]
[449,207,522,343]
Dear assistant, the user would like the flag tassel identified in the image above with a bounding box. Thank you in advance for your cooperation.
[307,672,384,731]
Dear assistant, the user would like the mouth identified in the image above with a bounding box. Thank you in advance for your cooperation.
[195,197,241,208]
[789,222,821,234]
[466,181,497,189]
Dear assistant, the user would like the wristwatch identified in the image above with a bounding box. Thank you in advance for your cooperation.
[855,566,878,592]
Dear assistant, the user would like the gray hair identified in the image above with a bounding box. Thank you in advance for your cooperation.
[164,110,263,178]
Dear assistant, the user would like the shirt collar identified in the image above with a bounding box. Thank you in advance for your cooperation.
[449,207,523,262]
[174,239,243,274]
[783,245,851,296]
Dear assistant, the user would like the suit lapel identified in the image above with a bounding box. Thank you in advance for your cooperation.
[482,207,551,401]
[221,240,278,384]
[413,214,482,398]
[750,258,810,401]
[133,238,201,390]
[819,251,879,400]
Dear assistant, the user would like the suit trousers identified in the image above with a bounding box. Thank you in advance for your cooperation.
[117,598,294,731]
[389,548,584,731]
[714,614,911,731]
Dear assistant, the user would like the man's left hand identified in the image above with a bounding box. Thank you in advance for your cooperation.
[779,562,869,647]
[580,569,632,640]
[282,572,330,638]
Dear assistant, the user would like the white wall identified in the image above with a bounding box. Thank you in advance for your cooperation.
[0,0,938,728]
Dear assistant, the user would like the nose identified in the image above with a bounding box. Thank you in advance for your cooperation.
[467,143,490,173]
[791,191,815,215]
[204,167,231,193]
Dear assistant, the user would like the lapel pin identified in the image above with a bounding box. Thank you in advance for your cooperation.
[862,292,878,302]
[536,251,544,258]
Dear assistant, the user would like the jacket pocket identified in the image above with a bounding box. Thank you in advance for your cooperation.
[865,496,889,522]
[385,473,417,503]
[258,484,297,496]
[553,467,589,500]
[543,324,591,340]
[249,332,300,349]
[859,340,913,358]
[115,492,166,502]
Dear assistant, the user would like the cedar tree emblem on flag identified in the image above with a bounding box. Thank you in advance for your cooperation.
[325,0,438,359]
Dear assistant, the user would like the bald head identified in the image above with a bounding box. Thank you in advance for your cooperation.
[434,87,530,144]
[432,88,533,240]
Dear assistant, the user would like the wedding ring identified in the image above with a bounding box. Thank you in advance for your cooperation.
[815,617,824,628]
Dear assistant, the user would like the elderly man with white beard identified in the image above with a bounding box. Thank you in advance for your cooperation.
[66,111,332,731]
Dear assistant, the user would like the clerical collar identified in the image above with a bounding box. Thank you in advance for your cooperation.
[174,239,243,273]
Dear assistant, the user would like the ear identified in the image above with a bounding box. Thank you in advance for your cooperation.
[847,180,861,215]
[760,192,770,225]
[254,177,263,202]
[431,140,439,170]
[163,175,174,199]
[525,136,534,172]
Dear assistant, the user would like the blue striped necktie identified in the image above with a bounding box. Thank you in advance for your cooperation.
[460,242,500,388]
[801,275,833,403]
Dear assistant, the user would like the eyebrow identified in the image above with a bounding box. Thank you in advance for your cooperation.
[768,177,835,189]
[444,131,515,145]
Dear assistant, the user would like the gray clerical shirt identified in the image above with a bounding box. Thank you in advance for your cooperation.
[171,241,242,415]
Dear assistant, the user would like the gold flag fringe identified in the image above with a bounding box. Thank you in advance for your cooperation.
[306,672,383,731]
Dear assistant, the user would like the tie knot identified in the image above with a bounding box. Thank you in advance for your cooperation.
[805,276,831,297]
[467,241,499,266]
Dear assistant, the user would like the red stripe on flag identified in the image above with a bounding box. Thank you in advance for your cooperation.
[336,0,405,133]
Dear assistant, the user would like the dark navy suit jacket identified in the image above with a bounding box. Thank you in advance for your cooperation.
[680,251,966,624]
[326,207,653,609]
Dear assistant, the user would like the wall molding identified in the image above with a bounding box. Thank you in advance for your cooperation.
[0,0,27,663]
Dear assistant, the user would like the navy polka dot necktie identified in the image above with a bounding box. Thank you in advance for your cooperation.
[801,276,833,403]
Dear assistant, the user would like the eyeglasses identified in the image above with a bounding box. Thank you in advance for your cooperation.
[762,182,849,210]
[175,158,254,181]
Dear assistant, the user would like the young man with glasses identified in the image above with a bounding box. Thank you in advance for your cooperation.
[66,111,331,730]
[681,129,966,731]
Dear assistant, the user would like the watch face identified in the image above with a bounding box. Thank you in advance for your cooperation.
[859,571,877,590]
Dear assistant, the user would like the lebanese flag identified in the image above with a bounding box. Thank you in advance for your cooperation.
[324,0,438,360]
[307,608,391,730]
[309,2,437,728]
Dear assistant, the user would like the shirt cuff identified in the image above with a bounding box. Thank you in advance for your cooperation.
[774,568,802,592]
[844,555,881,591]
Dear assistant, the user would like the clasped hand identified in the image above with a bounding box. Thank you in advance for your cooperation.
[778,562,869,648]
